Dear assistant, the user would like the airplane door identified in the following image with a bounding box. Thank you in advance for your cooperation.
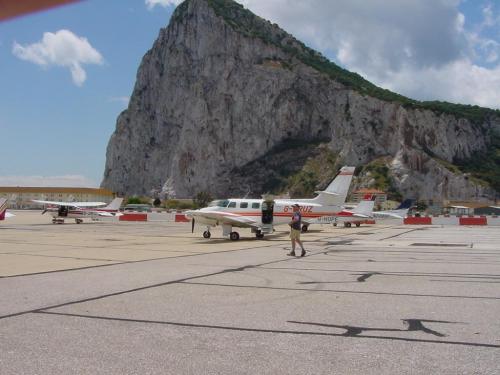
[261,200,274,225]
[58,206,69,217]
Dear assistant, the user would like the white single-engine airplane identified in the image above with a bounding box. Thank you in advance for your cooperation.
[185,166,355,240]
[328,198,414,227]
[32,197,123,224]
[0,198,15,221]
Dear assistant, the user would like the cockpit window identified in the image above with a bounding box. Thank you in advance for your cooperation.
[228,201,237,208]
[208,200,229,208]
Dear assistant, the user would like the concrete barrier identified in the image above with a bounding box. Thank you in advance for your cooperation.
[119,213,147,222]
[404,216,432,225]
[487,216,500,226]
[432,215,460,225]
[175,213,190,223]
[147,212,176,221]
[403,215,499,226]
[459,216,487,226]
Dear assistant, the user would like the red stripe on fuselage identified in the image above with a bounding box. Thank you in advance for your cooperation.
[214,211,340,218]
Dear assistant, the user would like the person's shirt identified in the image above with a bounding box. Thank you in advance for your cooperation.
[291,211,302,230]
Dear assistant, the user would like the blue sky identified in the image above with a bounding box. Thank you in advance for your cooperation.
[0,0,499,188]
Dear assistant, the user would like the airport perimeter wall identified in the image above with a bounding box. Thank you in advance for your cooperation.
[404,215,500,226]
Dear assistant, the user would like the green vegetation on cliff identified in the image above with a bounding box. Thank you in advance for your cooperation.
[359,159,403,201]
[454,133,500,193]
[286,147,339,198]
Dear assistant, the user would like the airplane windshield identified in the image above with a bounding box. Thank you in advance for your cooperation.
[208,200,229,208]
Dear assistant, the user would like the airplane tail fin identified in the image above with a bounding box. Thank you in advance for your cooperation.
[375,199,414,219]
[313,166,355,205]
[104,197,123,211]
[353,195,376,216]
[0,198,7,221]
[396,199,414,210]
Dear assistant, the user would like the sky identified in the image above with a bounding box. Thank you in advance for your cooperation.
[0,0,499,188]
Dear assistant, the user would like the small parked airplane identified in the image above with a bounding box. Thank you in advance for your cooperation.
[330,198,414,227]
[185,166,356,240]
[330,195,377,227]
[32,197,123,224]
[0,198,15,220]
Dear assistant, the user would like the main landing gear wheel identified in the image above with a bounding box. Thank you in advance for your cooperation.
[344,222,352,228]
[76,219,83,224]
[355,222,361,227]
[230,232,240,241]
[203,231,211,239]
[301,225,309,233]
[256,231,264,239]
[333,223,337,227]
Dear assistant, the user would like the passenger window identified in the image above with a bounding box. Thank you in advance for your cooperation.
[240,202,248,208]
[228,201,236,208]
[252,202,260,209]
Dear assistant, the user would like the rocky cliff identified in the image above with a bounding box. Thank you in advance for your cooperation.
[102,0,500,201]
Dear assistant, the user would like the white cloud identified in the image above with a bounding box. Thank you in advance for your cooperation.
[145,0,183,10]
[0,175,98,188]
[379,59,500,108]
[238,0,500,108]
[12,29,103,86]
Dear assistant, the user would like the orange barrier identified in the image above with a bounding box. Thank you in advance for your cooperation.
[459,216,487,225]
[175,214,190,223]
[404,216,432,225]
[119,213,147,222]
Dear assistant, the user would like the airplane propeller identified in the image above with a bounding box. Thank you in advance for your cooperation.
[191,218,195,233]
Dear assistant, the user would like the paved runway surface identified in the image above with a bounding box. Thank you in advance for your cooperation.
[1,211,499,374]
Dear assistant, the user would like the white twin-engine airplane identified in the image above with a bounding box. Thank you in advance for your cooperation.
[185,166,356,240]
[32,197,124,224]
[0,198,15,221]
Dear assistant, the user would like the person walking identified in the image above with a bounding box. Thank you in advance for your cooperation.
[288,204,306,257]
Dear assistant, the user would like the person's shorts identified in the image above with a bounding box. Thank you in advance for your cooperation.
[290,229,301,240]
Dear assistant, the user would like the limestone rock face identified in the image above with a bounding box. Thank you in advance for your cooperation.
[102,0,499,200]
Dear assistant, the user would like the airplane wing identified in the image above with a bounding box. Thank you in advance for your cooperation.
[338,210,371,219]
[90,211,123,217]
[343,212,371,218]
[32,200,107,207]
[186,210,259,228]
[373,210,407,219]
